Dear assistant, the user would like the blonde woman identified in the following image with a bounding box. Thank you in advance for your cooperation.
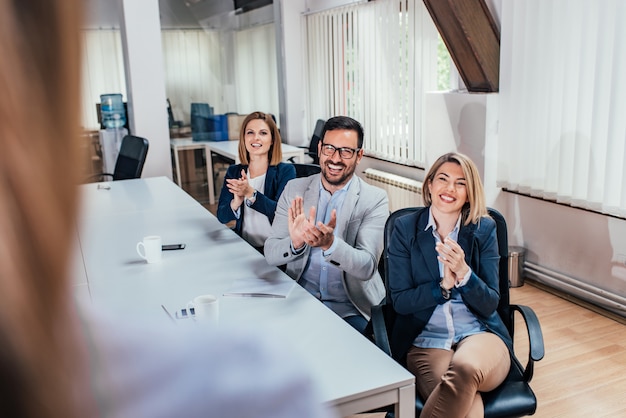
[388,152,512,417]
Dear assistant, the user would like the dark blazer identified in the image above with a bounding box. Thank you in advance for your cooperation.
[216,163,296,237]
[387,208,513,363]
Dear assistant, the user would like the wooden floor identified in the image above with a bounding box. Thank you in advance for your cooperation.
[509,281,626,417]
[349,281,626,418]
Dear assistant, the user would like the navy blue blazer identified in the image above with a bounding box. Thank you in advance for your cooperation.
[387,208,513,363]
[216,163,296,237]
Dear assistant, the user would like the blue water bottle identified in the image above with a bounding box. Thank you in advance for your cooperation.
[100,93,126,129]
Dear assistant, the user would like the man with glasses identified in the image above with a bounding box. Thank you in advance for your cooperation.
[265,116,388,334]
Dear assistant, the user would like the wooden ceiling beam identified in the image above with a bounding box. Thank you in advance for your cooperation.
[423,0,500,92]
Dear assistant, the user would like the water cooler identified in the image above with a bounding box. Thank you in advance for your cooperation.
[99,94,128,174]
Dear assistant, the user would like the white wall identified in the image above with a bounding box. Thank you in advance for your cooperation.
[120,0,172,180]
[274,0,308,146]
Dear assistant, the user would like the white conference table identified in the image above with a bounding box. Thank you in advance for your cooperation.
[170,138,306,205]
[74,177,414,418]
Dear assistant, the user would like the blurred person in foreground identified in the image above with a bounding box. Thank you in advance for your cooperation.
[0,2,333,417]
[217,111,295,253]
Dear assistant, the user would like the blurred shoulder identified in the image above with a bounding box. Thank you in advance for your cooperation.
[78,304,335,418]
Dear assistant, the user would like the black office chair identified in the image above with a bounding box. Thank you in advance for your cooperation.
[167,98,183,128]
[291,163,321,178]
[288,118,325,164]
[370,207,545,418]
[87,134,149,182]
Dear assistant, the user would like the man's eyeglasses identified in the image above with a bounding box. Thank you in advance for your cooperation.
[320,143,361,159]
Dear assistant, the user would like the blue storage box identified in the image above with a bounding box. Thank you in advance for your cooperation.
[206,114,229,141]
[190,103,228,142]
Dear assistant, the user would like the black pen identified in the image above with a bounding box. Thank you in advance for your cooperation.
[162,243,186,251]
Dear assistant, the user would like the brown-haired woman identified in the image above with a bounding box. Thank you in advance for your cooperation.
[217,111,296,251]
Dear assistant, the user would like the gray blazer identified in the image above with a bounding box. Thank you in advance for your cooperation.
[264,174,388,319]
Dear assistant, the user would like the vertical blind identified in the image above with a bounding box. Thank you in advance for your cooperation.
[160,29,224,124]
[80,30,127,130]
[498,0,626,217]
[80,26,277,131]
[305,0,438,166]
[234,24,279,117]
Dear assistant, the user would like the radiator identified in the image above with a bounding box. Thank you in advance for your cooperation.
[524,261,626,318]
[363,168,423,212]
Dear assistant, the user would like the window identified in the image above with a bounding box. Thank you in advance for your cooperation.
[80,30,126,130]
[80,26,278,131]
[437,34,452,91]
[497,0,626,217]
[305,0,439,167]
[234,24,279,117]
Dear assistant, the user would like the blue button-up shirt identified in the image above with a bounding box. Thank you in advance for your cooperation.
[413,209,486,350]
[299,178,360,319]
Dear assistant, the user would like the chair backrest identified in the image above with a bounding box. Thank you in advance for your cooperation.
[308,119,326,164]
[113,135,149,181]
[487,207,512,332]
[167,98,182,128]
[382,207,425,301]
[292,163,321,178]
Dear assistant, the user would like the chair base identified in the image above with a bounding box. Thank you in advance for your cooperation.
[412,363,537,418]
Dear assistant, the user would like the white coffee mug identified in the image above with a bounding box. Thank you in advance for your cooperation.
[187,294,219,324]
[136,235,162,264]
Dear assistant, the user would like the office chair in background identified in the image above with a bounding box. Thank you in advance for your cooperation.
[370,207,545,418]
[289,119,325,165]
[87,134,149,182]
[167,98,183,128]
[291,163,321,178]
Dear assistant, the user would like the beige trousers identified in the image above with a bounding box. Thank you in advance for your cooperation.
[406,332,510,418]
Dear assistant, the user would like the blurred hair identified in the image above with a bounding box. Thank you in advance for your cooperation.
[237,111,283,165]
[0,1,85,416]
[320,116,365,149]
[422,152,488,225]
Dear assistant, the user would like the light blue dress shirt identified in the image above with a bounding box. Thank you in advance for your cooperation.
[298,178,360,319]
[413,209,486,350]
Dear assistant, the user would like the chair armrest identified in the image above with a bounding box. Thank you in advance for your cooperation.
[84,172,113,183]
[287,151,317,164]
[371,302,392,356]
[510,304,545,382]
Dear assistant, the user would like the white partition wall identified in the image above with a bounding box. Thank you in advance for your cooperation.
[120,0,172,180]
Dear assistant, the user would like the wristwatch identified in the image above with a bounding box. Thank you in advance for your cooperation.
[245,190,257,207]
[439,280,451,300]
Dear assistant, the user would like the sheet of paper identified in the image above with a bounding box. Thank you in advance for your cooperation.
[223,277,295,298]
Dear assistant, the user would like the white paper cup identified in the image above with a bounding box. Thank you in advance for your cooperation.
[136,235,162,264]
[188,294,219,324]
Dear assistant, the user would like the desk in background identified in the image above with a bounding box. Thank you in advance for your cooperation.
[170,138,305,205]
[74,177,414,418]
